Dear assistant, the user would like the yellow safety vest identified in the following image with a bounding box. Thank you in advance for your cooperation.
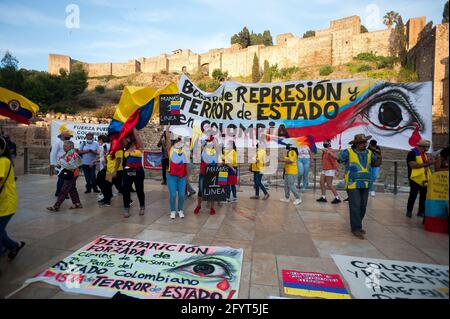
[410,148,431,186]
[345,148,372,189]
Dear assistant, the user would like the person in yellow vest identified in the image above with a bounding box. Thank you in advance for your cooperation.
[280,146,302,205]
[338,134,381,239]
[406,139,433,218]
[250,142,270,200]
[0,136,25,260]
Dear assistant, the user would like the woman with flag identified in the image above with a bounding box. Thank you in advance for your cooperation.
[122,128,145,218]
[194,135,220,216]
[164,126,189,219]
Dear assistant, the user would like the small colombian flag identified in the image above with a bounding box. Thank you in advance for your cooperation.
[169,101,180,115]
[0,87,39,124]
[218,171,228,186]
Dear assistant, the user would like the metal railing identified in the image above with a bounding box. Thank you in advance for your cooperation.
[21,146,411,194]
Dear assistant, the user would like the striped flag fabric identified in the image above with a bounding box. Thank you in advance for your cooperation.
[0,87,39,124]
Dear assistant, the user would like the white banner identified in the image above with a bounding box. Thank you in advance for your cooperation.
[177,75,433,151]
[332,255,449,299]
[50,120,109,149]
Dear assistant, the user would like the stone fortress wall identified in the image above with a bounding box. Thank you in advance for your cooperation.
[48,14,449,133]
[49,16,395,78]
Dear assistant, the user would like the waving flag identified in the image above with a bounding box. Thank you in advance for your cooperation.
[266,133,317,153]
[108,83,178,154]
[0,87,39,124]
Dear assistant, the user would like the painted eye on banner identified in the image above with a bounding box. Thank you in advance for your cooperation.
[168,256,233,281]
[358,84,424,135]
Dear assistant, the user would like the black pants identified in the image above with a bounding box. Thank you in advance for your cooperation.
[123,167,145,209]
[407,179,427,215]
[96,169,107,195]
[347,188,369,232]
[113,170,123,194]
[161,158,169,183]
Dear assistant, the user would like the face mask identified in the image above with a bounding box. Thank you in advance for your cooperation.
[87,140,93,144]
[206,142,214,149]
[174,142,183,149]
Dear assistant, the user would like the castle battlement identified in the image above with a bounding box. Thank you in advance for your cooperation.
[49,15,403,78]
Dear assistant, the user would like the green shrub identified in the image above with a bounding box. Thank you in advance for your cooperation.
[398,65,419,82]
[355,52,378,62]
[376,56,398,69]
[211,69,228,81]
[95,85,105,94]
[78,97,97,108]
[367,69,398,80]
[357,64,373,72]
[197,79,221,92]
[272,66,300,80]
[319,65,333,76]
[92,105,116,119]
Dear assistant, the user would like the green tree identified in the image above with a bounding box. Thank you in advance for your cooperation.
[231,27,273,48]
[443,1,449,23]
[252,53,261,83]
[1,51,19,69]
[383,11,400,29]
[238,27,251,48]
[360,25,368,33]
[303,30,315,38]
[262,30,273,46]
[261,60,271,83]
[393,16,407,65]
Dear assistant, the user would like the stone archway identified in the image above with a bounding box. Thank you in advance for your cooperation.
[201,63,209,76]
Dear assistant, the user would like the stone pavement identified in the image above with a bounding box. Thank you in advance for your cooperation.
[0,175,448,299]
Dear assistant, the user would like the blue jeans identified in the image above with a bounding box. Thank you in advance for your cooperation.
[167,174,187,212]
[284,174,300,199]
[227,185,237,199]
[82,164,97,191]
[0,214,19,253]
[369,167,380,191]
[297,158,310,191]
[253,172,268,196]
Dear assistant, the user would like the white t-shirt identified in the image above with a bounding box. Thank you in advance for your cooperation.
[298,146,310,159]
[99,143,110,171]
[50,138,66,166]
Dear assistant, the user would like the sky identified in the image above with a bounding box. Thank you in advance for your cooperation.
[0,0,447,71]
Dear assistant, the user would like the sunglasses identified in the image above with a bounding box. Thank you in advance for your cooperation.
[356,141,367,145]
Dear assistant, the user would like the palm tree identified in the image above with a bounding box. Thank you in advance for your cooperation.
[383,11,400,29]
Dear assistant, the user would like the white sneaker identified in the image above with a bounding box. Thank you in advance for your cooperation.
[97,194,104,200]
[178,210,185,219]
[231,197,238,202]
[370,191,376,197]
[293,198,302,205]
[280,197,290,203]
[170,211,176,219]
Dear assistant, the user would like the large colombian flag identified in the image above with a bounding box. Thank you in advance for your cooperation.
[108,83,178,154]
[0,87,39,124]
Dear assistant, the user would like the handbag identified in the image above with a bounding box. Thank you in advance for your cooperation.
[58,168,74,180]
